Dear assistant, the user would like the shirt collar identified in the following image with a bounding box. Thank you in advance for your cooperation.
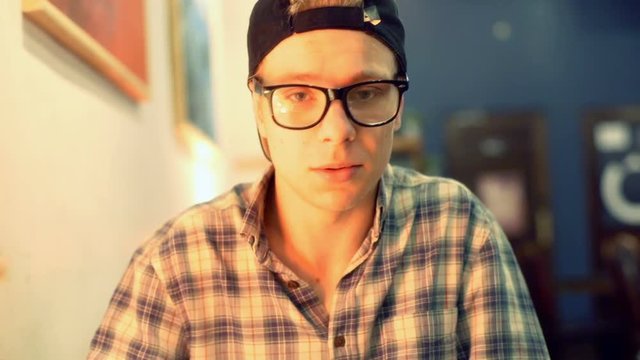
[239,164,396,251]
[239,166,274,241]
[372,164,395,242]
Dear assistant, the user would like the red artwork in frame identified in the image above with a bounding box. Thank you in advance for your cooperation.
[22,0,148,101]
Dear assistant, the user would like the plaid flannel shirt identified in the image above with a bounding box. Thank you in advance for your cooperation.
[88,165,549,359]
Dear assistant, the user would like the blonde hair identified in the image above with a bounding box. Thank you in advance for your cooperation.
[288,0,363,15]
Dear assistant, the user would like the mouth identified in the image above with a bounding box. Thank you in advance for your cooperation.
[310,164,363,181]
[312,163,361,171]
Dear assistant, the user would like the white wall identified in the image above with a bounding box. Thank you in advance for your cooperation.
[0,0,264,358]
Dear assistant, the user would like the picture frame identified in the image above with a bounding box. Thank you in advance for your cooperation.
[584,106,640,268]
[169,0,216,151]
[22,0,149,101]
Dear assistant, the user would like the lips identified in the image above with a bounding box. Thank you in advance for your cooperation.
[312,163,360,170]
[318,164,356,170]
[311,164,362,182]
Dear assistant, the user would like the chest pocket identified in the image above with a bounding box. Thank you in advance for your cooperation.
[367,308,458,359]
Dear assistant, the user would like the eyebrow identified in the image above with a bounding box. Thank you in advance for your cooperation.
[268,69,395,85]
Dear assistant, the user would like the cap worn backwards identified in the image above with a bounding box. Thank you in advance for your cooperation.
[246,0,406,78]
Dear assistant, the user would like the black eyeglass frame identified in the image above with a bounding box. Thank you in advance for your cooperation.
[251,78,410,130]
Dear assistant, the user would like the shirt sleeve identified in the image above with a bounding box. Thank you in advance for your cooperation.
[455,214,550,359]
[87,250,189,359]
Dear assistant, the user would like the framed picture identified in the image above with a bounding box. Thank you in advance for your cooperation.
[584,106,640,268]
[475,169,529,238]
[169,0,216,150]
[445,110,552,248]
[22,0,149,101]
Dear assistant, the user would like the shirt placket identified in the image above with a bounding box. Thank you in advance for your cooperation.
[328,229,382,360]
[277,271,330,333]
[261,240,379,359]
[248,197,385,359]
[327,271,363,359]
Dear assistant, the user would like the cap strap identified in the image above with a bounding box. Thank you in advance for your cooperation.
[291,6,365,33]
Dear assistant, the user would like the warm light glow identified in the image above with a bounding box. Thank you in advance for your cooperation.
[193,136,215,161]
[190,137,227,203]
[193,160,219,203]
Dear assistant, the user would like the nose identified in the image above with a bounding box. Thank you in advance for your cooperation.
[316,99,356,143]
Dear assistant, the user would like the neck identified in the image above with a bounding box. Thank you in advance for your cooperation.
[264,177,377,272]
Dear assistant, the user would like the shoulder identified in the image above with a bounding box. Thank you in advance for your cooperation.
[386,165,491,221]
[130,182,255,267]
[387,165,472,196]
[384,166,503,257]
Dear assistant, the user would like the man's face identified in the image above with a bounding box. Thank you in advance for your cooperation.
[253,29,403,212]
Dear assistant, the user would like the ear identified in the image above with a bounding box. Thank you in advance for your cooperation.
[393,97,405,132]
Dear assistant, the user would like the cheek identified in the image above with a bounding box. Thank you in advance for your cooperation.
[365,128,394,152]
[255,102,269,132]
[269,138,308,176]
[265,128,306,160]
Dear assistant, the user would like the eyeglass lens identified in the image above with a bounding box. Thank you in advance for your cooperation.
[271,83,400,128]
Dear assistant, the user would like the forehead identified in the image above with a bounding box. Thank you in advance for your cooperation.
[257,29,397,84]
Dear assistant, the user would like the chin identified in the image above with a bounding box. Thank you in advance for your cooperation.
[304,191,366,212]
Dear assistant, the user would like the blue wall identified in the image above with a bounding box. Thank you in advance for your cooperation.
[399,0,640,324]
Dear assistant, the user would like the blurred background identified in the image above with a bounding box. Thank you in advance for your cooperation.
[1,0,639,358]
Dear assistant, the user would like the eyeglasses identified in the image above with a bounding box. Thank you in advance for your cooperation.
[252,78,409,130]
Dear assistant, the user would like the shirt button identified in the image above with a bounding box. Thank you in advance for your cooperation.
[333,335,346,348]
[287,280,300,290]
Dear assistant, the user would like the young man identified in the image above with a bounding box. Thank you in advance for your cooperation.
[89,0,549,358]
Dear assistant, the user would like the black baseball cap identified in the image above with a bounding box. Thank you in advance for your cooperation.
[247,0,407,78]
